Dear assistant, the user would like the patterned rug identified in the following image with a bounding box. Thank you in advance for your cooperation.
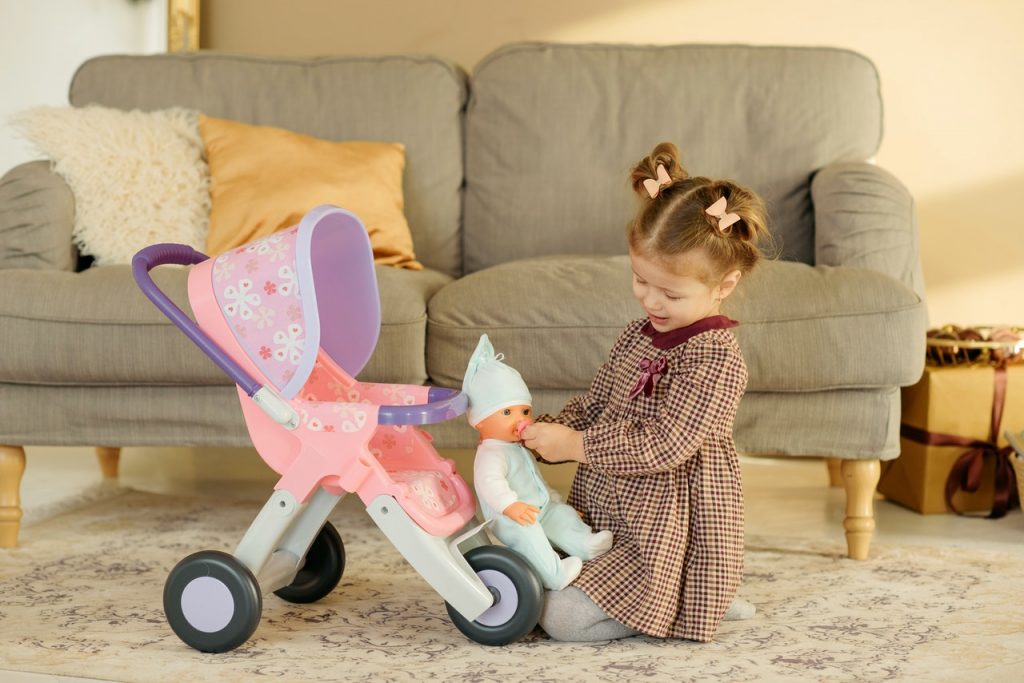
[0,489,1021,683]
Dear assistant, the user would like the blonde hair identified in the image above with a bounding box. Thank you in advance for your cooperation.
[628,142,771,283]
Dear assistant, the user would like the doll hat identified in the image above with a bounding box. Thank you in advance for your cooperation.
[461,334,532,426]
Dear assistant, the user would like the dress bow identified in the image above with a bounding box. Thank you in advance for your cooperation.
[628,356,668,400]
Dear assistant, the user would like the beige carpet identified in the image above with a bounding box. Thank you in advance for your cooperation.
[1,489,1022,683]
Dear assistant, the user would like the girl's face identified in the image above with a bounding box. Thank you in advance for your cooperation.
[630,248,741,333]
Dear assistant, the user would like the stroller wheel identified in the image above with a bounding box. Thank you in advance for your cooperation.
[274,521,345,604]
[163,550,262,653]
[445,545,544,646]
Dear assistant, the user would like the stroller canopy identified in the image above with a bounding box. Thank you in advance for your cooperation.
[208,206,381,399]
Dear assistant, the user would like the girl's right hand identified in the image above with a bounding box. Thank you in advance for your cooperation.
[503,501,540,526]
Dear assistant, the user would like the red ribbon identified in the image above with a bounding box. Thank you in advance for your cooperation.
[899,364,1019,519]
[628,356,667,400]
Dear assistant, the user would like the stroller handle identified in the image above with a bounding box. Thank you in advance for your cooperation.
[132,243,263,397]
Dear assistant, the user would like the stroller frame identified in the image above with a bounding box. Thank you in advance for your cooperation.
[133,206,544,651]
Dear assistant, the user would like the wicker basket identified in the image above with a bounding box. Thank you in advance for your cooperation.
[927,325,1024,367]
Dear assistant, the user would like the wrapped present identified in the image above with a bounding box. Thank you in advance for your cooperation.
[878,363,1022,515]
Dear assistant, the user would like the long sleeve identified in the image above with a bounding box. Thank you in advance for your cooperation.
[583,337,746,478]
[473,445,519,514]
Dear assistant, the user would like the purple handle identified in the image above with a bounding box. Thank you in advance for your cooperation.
[378,387,468,426]
[132,244,263,397]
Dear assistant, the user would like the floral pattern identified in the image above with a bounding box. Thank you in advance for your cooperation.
[2,491,1022,682]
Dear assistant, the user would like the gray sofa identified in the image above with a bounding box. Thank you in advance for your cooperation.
[0,44,927,557]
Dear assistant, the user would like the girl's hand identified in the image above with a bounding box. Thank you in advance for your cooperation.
[521,423,587,464]
[503,501,540,526]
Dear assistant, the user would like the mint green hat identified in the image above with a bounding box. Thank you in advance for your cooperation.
[462,334,532,426]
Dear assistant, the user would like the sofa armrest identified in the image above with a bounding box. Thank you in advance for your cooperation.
[0,161,76,271]
[812,162,926,301]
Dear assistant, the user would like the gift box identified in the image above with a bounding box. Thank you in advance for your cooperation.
[878,364,1023,514]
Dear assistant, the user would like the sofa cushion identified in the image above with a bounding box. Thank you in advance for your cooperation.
[426,256,926,392]
[464,44,882,272]
[70,53,467,277]
[0,161,76,271]
[0,264,450,387]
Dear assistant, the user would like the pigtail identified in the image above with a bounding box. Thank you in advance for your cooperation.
[630,142,688,199]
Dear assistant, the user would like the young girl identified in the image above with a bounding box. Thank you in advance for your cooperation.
[521,142,769,643]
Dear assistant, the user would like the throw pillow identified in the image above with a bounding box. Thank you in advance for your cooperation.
[13,105,209,265]
[199,115,421,270]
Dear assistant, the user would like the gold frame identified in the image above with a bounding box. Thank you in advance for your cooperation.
[168,0,200,52]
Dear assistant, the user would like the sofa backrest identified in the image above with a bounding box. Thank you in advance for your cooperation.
[463,43,882,273]
[70,53,467,277]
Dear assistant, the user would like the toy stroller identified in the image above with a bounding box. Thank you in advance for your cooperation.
[133,205,544,652]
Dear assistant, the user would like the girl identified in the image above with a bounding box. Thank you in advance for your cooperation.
[521,142,769,643]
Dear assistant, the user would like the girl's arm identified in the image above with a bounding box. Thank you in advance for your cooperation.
[583,339,746,478]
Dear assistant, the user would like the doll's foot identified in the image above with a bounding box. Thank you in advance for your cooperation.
[723,597,756,621]
[583,530,613,559]
[553,556,583,590]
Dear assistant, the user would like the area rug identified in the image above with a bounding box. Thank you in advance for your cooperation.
[1,489,1021,682]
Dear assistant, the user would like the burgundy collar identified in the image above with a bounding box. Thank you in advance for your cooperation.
[641,315,738,350]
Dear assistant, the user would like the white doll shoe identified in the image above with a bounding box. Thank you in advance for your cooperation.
[583,530,613,559]
[553,556,583,590]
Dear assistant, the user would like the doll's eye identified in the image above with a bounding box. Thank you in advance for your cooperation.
[503,409,511,416]
[523,408,531,416]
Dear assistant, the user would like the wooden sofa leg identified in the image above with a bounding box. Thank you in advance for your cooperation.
[0,445,26,548]
[826,458,842,487]
[96,447,121,480]
[841,459,880,560]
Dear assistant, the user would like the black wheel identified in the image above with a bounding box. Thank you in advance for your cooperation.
[445,545,544,646]
[163,550,262,653]
[274,522,345,604]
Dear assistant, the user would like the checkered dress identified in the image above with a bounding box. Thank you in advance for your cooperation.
[539,317,748,641]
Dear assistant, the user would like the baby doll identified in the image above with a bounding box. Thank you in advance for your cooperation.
[462,334,612,590]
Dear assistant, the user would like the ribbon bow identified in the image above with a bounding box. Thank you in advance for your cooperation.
[705,196,741,232]
[900,364,1019,518]
[643,164,672,199]
[628,356,668,400]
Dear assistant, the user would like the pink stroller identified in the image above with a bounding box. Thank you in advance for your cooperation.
[133,205,544,651]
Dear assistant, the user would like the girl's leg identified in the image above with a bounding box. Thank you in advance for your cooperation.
[540,502,611,560]
[540,587,639,641]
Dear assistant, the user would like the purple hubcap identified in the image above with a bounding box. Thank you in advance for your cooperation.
[474,569,518,626]
[181,576,234,632]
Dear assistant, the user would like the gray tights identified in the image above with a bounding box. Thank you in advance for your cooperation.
[539,587,640,642]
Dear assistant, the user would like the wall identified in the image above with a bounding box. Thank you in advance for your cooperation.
[204,0,1022,326]
[0,0,166,174]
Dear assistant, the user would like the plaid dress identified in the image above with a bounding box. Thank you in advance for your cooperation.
[539,315,747,642]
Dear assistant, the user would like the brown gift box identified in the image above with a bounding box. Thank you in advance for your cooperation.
[878,364,1024,514]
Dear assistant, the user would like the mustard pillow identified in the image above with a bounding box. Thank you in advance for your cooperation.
[200,115,421,269]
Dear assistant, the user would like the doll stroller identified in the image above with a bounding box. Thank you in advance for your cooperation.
[133,205,544,652]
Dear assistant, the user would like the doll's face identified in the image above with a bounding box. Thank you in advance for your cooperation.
[474,404,533,442]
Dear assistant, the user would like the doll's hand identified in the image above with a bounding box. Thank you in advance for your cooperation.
[521,423,587,464]
[503,501,540,526]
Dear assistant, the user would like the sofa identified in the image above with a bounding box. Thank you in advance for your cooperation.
[0,44,927,557]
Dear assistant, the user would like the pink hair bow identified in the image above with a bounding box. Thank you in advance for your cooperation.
[643,164,672,199]
[628,356,668,400]
[705,196,740,232]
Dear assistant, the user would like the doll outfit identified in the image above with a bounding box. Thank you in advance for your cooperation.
[474,438,606,589]
[539,315,747,642]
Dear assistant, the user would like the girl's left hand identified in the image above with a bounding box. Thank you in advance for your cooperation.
[521,423,587,464]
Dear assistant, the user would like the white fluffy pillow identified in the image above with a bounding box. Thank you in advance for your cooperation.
[14,105,209,265]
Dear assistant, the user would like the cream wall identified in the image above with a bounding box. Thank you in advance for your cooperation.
[203,0,1024,327]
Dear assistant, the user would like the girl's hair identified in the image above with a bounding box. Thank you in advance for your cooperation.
[628,142,771,283]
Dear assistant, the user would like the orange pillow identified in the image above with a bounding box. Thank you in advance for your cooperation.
[200,115,421,269]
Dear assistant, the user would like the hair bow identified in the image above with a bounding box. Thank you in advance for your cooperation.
[628,356,668,400]
[643,164,672,199]
[705,196,741,232]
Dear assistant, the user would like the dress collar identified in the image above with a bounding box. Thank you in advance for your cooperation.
[640,315,738,350]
